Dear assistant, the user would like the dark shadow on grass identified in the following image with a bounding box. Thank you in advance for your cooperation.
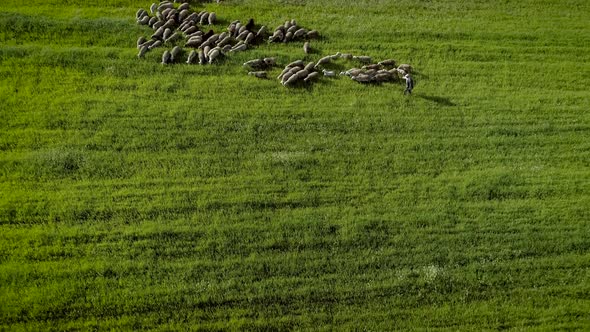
[417,94,456,106]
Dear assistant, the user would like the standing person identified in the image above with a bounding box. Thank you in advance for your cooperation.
[403,73,414,95]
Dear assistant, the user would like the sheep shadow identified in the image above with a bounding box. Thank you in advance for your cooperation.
[418,94,456,106]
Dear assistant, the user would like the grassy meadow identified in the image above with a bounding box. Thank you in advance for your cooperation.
[1,0,590,330]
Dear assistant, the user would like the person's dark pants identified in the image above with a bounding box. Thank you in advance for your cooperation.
[404,87,412,95]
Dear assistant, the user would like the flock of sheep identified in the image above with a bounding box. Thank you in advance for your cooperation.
[135,0,414,88]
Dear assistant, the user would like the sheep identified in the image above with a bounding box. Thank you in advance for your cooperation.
[303,41,311,54]
[186,31,203,39]
[165,32,180,43]
[340,53,352,60]
[230,43,247,52]
[148,40,163,50]
[304,61,315,72]
[243,58,265,69]
[365,69,378,76]
[221,44,232,53]
[152,20,165,30]
[161,50,171,64]
[184,26,198,35]
[232,22,242,36]
[184,13,198,24]
[138,16,150,25]
[236,30,249,41]
[304,71,320,82]
[293,28,307,39]
[373,72,393,82]
[314,55,332,69]
[178,21,190,31]
[269,30,284,43]
[150,3,158,14]
[161,8,172,18]
[161,19,176,30]
[362,63,382,70]
[263,57,276,66]
[351,73,372,83]
[277,67,291,80]
[199,12,209,25]
[244,32,255,44]
[137,45,149,58]
[217,35,232,47]
[136,9,147,19]
[139,39,155,49]
[307,30,319,39]
[151,27,164,39]
[287,25,298,35]
[208,12,217,25]
[202,29,215,41]
[170,46,182,62]
[287,60,305,68]
[148,17,158,27]
[255,26,267,39]
[397,64,413,73]
[353,55,372,63]
[137,36,147,49]
[284,69,309,86]
[322,69,336,77]
[248,71,267,79]
[378,59,397,67]
[185,36,203,48]
[165,9,177,22]
[198,49,207,64]
[330,52,342,60]
[202,46,211,58]
[208,47,222,63]
[158,3,174,11]
[217,32,228,40]
[281,67,301,83]
[341,68,362,77]
[200,34,219,49]
[186,50,197,64]
[284,31,293,42]
[178,9,190,22]
[163,28,173,41]
[178,3,190,11]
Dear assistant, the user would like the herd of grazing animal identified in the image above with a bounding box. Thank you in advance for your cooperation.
[136,1,275,65]
[268,19,320,44]
[242,53,413,87]
[136,1,415,89]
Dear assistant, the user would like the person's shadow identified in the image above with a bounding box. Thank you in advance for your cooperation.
[417,94,456,106]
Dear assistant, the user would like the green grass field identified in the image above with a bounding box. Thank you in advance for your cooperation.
[1,0,590,330]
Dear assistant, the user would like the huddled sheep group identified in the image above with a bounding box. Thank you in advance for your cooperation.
[135,1,415,89]
[241,53,414,87]
[269,19,319,44]
[136,1,277,64]
[341,59,414,83]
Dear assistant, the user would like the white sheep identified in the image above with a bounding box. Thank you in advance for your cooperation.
[186,50,197,64]
[303,41,311,54]
[322,69,336,77]
[248,71,267,79]
[161,50,171,65]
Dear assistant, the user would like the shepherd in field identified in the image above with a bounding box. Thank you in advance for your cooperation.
[403,73,414,95]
